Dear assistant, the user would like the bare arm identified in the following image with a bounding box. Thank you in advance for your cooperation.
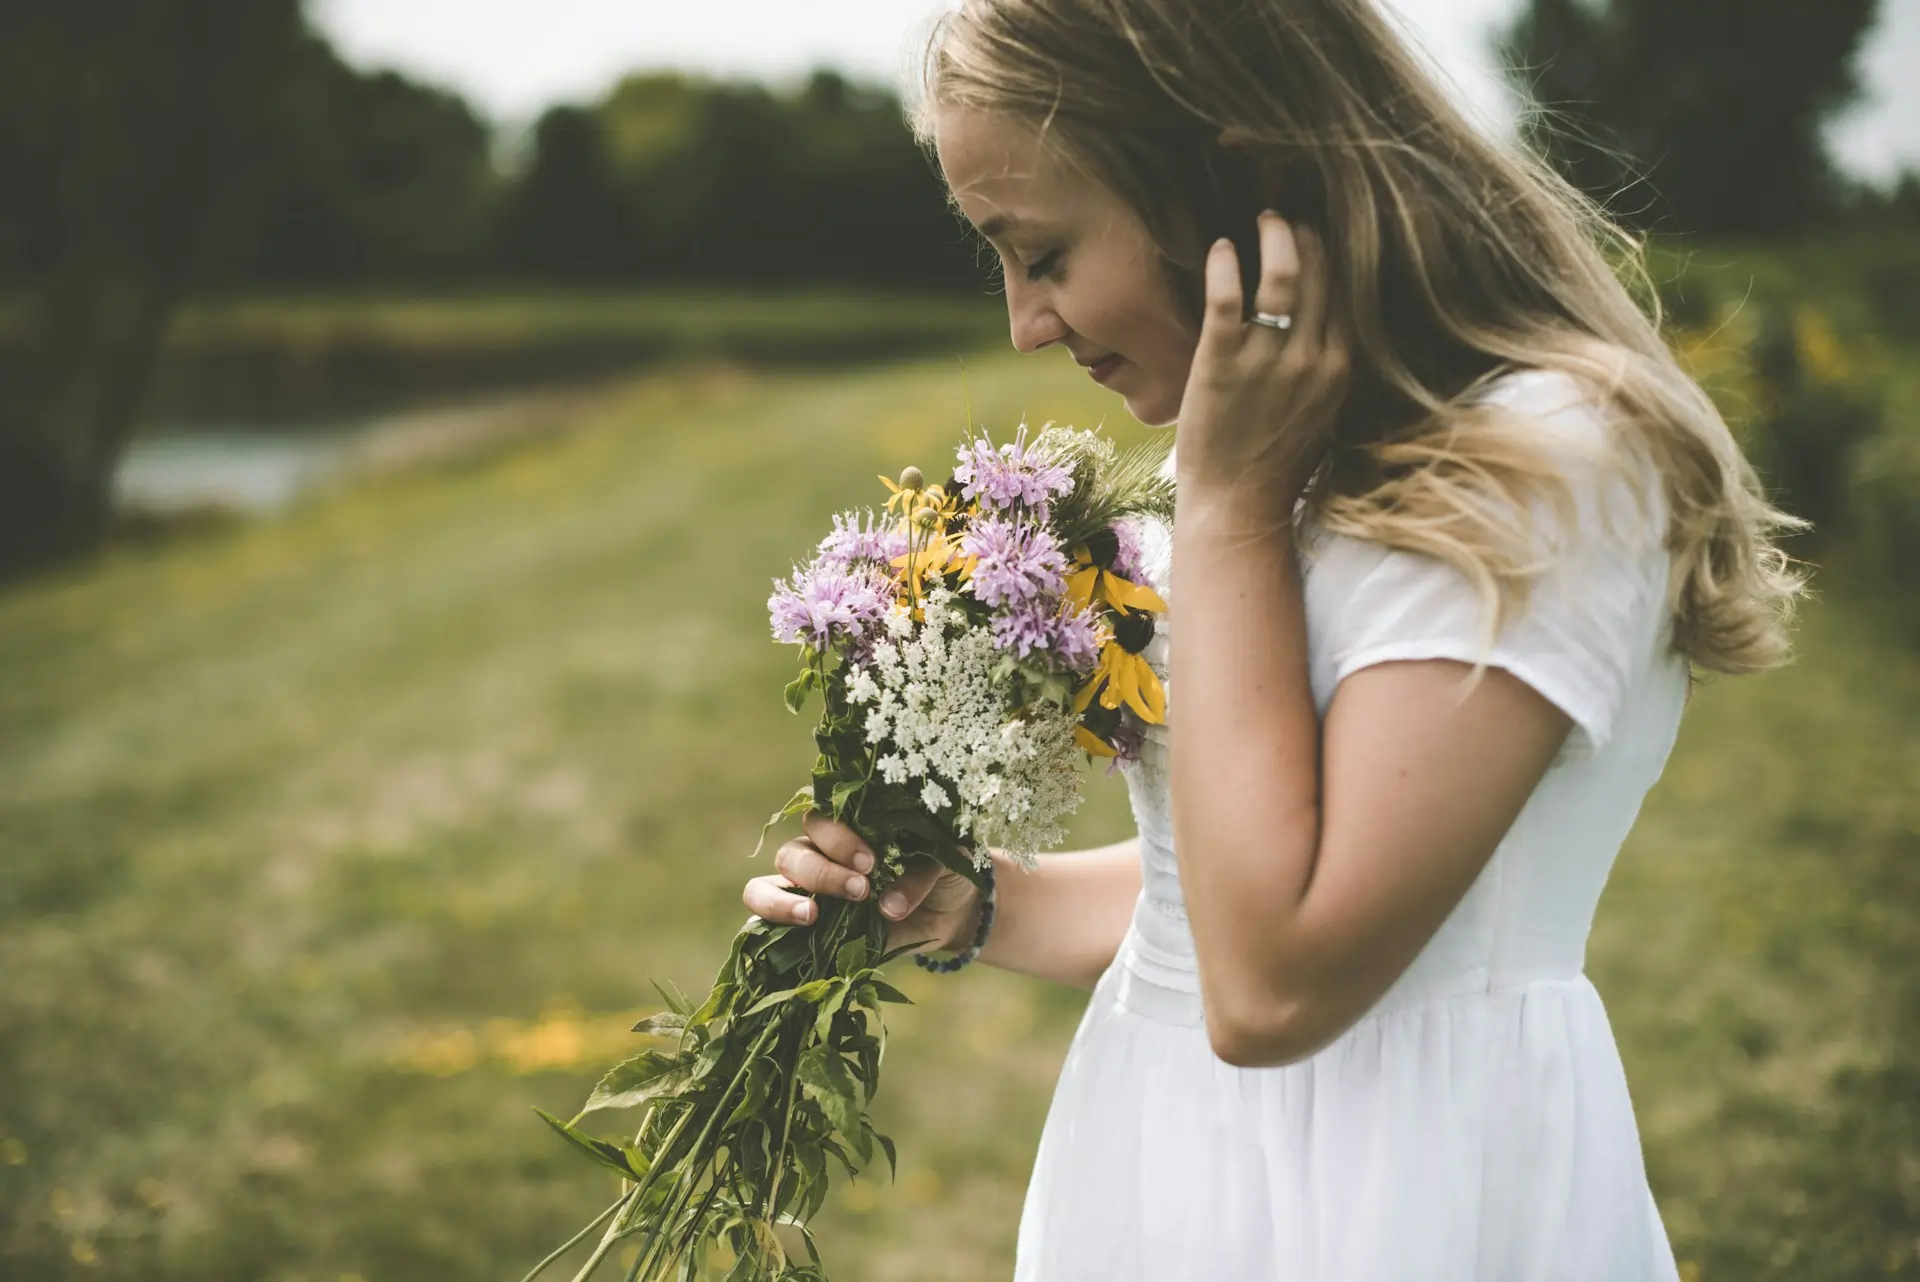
[1170,219,1576,1067]
[972,836,1141,990]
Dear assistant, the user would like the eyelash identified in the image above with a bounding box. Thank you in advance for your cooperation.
[1023,249,1063,282]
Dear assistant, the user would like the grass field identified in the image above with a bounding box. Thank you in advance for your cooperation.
[1,345,1915,1281]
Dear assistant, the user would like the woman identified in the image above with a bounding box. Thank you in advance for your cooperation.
[742,1,1803,1276]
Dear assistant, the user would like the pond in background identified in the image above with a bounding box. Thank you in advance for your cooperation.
[111,385,604,517]
[113,423,367,514]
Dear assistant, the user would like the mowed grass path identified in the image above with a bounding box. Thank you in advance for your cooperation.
[1,349,1914,1281]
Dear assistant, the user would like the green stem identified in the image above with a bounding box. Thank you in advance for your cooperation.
[762,1015,808,1223]
[521,1191,630,1282]
[612,1016,784,1278]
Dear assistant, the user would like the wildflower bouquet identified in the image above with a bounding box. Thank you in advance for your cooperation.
[525,422,1174,1282]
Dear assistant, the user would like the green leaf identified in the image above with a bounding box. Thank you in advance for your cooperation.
[849,1118,875,1167]
[797,1046,862,1143]
[828,778,863,817]
[753,786,815,860]
[795,1141,829,1221]
[726,1057,776,1129]
[533,1108,639,1180]
[876,936,938,967]
[581,1048,692,1116]
[760,925,816,973]
[651,978,696,1017]
[630,1010,689,1037]
[874,1130,898,1181]
[783,669,815,714]
[863,978,913,1005]
[818,1134,859,1178]
[692,981,738,1026]
[813,981,853,1041]
[742,977,839,1019]
[833,938,870,976]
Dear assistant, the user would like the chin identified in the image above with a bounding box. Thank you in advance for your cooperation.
[1123,391,1181,429]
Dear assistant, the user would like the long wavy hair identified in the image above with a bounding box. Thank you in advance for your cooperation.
[907,0,1806,675]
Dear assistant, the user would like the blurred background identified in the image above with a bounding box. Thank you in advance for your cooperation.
[1,1,1915,1279]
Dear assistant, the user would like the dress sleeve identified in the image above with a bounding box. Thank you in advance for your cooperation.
[1318,371,1671,763]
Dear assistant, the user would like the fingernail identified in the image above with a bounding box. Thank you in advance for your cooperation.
[854,849,874,873]
[881,892,908,919]
[798,900,815,923]
[847,875,867,899]
[1260,208,1279,219]
[1214,237,1231,250]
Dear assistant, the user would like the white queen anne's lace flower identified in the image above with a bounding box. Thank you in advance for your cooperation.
[847,594,1084,869]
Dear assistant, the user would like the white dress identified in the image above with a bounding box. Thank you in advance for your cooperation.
[1013,369,1688,1281]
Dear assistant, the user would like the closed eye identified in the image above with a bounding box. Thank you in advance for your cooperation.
[1024,249,1063,282]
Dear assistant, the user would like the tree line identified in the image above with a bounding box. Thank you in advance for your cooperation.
[0,0,1904,577]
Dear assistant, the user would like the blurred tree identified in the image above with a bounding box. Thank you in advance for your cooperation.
[0,0,308,577]
[501,105,631,279]
[241,40,500,284]
[506,69,977,288]
[1499,0,1881,235]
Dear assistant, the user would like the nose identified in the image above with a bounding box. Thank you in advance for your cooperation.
[1006,278,1068,355]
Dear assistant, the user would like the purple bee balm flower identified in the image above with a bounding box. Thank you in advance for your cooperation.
[990,600,1106,668]
[1053,604,1106,670]
[768,561,892,651]
[1111,517,1149,584]
[815,510,908,570]
[962,514,1068,609]
[952,423,1076,520]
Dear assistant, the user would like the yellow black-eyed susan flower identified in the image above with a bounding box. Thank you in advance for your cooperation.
[1066,527,1167,617]
[1075,610,1165,723]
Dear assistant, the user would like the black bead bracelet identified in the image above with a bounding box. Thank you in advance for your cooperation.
[912,859,995,974]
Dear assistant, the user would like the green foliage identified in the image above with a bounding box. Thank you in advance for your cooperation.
[526,902,914,1282]
[1499,0,1881,234]
[505,70,975,289]
[0,0,309,573]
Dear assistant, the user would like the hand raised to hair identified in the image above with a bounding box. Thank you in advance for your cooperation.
[1174,211,1353,513]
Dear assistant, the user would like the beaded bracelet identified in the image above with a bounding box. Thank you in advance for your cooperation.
[912,859,995,974]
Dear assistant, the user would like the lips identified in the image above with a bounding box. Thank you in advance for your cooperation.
[1082,354,1123,384]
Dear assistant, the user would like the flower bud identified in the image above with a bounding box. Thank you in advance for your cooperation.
[922,485,946,507]
[912,505,942,530]
[897,466,925,492]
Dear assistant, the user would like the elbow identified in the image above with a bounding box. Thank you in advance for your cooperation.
[1204,999,1327,1070]
[1205,986,1360,1069]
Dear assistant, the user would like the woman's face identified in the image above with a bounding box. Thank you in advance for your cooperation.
[934,104,1201,428]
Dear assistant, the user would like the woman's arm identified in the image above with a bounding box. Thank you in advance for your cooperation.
[1170,499,1570,1067]
[1169,218,1575,1068]
[971,837,1142,990]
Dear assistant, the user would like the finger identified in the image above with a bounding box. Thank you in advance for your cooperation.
[877,857,947,920]
[1291,223,1337,360]
[775,836,870,901]
[743,873,818,925]
[802,810,877,874]
[1199,236,1245,353]
[1254,210,1301,321]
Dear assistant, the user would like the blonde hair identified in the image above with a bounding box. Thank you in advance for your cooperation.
[909,0,1806,675]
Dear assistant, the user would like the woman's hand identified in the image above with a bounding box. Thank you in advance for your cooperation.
[1174,211,1352,510]
[742,810,984,956]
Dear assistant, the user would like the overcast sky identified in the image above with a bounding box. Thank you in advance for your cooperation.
[315,0,1920,187]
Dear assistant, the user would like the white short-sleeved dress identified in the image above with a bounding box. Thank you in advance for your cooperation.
[1013,368,1687,1281]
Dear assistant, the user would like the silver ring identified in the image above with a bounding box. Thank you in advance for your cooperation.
[1250,311,1293,331]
